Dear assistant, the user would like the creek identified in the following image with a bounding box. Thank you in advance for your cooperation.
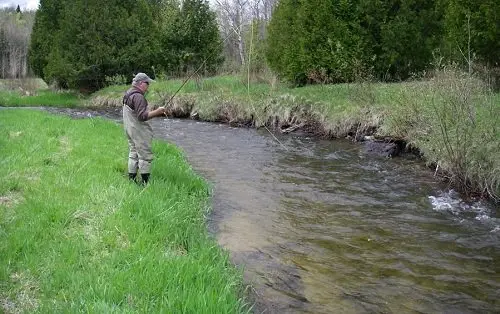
[47,108,500,313]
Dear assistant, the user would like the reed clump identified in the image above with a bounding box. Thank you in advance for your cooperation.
[380,67,499,200]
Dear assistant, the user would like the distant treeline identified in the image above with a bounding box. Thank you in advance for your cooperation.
[2,0,499,90]
[266,0,500,85]
[28,0,222,91]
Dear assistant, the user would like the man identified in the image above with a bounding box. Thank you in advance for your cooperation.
[122,72,166,184]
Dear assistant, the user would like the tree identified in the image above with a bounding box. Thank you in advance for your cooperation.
[267,0,446,84]
[215,0,249,67]
[297,0,363,83]
[443,0,500,68]
[244,18,268,74]
[155,0,182,75]
[267,0,364,84]
[213,0,277,72]
[31,0,160,90]
[177,0,223,74]
[358,0,444,81]
[0,26,7,78]
[29,0,66,80]
[266,0,301,83]
[29,0,223,89]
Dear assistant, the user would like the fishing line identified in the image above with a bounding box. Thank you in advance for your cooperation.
[162,60,207,109]
[162,31,234,112]
[246,20,290,152]
[163,22,293,154]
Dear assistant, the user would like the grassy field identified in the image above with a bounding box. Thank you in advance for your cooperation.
[0,109,249,313]
[0,78,81,107]
[0,89,82,107]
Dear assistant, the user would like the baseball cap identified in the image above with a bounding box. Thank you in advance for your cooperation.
[132,72,154,85]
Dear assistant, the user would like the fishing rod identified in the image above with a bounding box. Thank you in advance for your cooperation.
[163,59,207,109]
[161,31,234,113]
[161,27,291,152]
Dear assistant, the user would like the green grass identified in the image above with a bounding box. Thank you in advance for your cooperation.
[0,89,82,107]
[0,110,249,313]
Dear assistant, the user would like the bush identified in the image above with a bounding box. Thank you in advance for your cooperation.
[382,66,499,200]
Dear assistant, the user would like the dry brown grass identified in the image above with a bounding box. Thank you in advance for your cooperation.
[87,95,122,108]
[0,272,40,314]
[0,191,23,209]
[0,78,48,94]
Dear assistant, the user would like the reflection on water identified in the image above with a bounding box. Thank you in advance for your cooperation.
[152,118,499,314]
[36,108,499,313]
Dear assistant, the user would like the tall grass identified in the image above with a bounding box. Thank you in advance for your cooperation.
[0,110,249,313]
[0,78,48,92]
[380,68,499,200]
[0,90,82,107]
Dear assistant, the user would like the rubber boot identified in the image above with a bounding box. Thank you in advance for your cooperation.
[128,173,137,182]
[141,173,150,185]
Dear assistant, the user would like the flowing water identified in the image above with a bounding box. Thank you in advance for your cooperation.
[44,109,500,313]
[152,118,499,314]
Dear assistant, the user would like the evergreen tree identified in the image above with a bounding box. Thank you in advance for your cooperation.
[156,0,182,75]
[296,0,362,83]
[267,0,445,83]
[33,0,160,90]
[266,0,302,83]
[177,0,223,74]
[30,0,223,89]
[268,0,366,85]
[29,0,66,80]
[359,0,443,80]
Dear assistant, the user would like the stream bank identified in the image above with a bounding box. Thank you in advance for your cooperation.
[39,106,500,313]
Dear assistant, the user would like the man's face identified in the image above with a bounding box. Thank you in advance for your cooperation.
[140,81,150,92]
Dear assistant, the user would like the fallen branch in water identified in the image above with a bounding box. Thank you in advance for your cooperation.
[280,123,305,134]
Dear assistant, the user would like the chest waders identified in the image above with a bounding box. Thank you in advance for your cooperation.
[123,96,154,184]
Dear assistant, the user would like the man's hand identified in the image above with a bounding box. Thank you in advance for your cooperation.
[157,106,167,115]
[149,106,167,119]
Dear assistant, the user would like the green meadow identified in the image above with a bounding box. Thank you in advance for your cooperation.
[0,109,249,313]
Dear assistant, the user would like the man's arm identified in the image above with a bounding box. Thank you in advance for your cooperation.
[132,94,166,121]
[148,107,167,119]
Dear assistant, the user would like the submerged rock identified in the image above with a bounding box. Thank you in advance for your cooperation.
[364,140,401,157]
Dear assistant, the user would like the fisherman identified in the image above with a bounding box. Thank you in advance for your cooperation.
[122,72,166,184]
